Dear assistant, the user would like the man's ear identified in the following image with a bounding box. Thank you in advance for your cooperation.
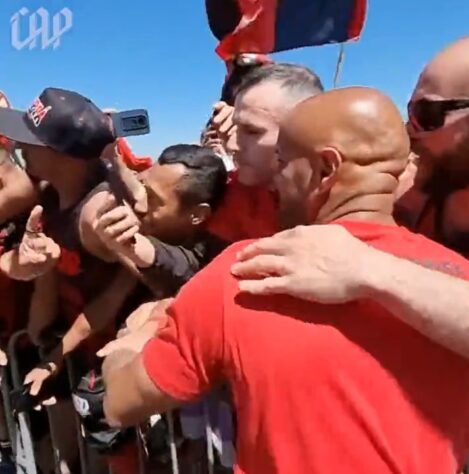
[190,203,211,226]
[318,147,342,193]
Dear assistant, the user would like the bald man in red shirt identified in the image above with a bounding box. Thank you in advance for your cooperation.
[103,88,469,474]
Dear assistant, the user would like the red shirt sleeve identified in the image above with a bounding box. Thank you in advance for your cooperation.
[142,247,237,401]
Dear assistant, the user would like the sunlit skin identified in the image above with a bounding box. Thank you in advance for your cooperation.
[232,82,289,187]
[276,87,409,228]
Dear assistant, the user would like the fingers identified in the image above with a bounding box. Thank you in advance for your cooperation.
[41,396,57,407]
[24,371,46,396]
[238,276,290,296]
[20,236,60,264]
[218,116,234,135]
[231,254,290,279]
[117,327,130,339]
[0,350,7,367]
[96,205,136,229]
[25,205,43,233]
[97,341,116,358]
[126,302,156,330]
[48,241,61,259]
[33,397,57,412]
[23,371,34,386]
[95,206,139,242]
[19,243,47,264]
[212,103,234,134]
[95,194,118,221]
[236,237,289,262]
[115,225,139,244]
[97,338,129,358]
[29,378,43,396]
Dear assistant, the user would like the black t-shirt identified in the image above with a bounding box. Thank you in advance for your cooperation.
[141,233,227,297]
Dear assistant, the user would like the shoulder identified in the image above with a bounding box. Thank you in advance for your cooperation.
[175,240,253,306]
[394,227,469,280]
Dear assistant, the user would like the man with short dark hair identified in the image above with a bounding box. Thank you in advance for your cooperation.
[94,144,228,296]
[93,144,228,470]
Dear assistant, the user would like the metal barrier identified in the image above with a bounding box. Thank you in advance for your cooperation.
[0,330,234,474]
[6,330,37,474]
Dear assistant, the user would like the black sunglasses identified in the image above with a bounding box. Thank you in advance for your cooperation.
[408,98,469,132]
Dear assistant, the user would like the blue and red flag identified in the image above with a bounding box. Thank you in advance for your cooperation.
[205,0,367,60]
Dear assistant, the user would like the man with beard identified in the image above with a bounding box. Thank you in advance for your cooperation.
[102,87,469,474]
[397,36,469,256]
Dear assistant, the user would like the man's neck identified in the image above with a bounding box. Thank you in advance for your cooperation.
[48,162,94,210]
[317,193,397,227]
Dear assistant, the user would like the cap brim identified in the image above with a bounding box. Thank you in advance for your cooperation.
[0,108,46,146]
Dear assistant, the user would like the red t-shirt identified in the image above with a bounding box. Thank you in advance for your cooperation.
[207,171,277,242]
[143,221,469,474]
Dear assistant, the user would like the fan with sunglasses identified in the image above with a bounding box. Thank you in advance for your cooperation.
[408,97,469,131]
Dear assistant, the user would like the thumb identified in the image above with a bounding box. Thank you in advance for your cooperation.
[26,205,43,233]
[96,342,113,358]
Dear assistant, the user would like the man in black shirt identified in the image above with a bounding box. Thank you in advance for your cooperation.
[94,143,228,298]
[92,143,228,470]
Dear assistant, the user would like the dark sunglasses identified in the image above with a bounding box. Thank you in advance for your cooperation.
[408,98,469,132]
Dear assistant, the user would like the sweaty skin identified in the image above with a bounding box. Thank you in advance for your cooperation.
[278,87,410,225]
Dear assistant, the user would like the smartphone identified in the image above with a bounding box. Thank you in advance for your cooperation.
[111,109,150,137]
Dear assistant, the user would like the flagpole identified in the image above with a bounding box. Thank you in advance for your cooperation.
[333,44,346,89]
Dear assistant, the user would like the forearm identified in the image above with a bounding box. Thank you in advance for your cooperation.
[103,351,178,428]
[102,348,136,383]
[103,351,148,427]
[49,273,137,364]
[28,272,58,339]
[362,250,469,359]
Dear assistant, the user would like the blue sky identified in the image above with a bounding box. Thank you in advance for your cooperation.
[0,0,468,157]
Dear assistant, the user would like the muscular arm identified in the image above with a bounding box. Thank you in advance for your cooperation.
[103,350,180,428]
[103,251,228,427]
[27,270,59,344]
[362,251,469,359]
[47,268,137,367]
[233,225,469,360]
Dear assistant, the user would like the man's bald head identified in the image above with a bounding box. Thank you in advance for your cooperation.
[413,37,469,99]
[276,87,409,226]
[281,87,409,170]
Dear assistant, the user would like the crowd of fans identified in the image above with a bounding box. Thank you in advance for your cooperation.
[0,35,467,474]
